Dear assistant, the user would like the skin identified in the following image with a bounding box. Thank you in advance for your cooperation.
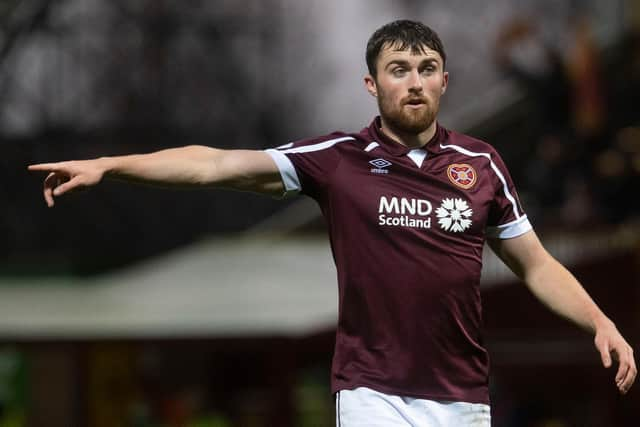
[28,42,635,394]
[489,231,636,394]
[27,147,284,207]
[365,43,449,149]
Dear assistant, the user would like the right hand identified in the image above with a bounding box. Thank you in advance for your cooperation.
[28,159,107,207]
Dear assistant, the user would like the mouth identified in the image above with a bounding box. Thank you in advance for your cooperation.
[404,98,427,108]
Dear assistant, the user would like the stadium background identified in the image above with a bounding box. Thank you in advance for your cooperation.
[0,0,639,425]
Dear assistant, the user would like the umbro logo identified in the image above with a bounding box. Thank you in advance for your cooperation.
[369,158,391,174]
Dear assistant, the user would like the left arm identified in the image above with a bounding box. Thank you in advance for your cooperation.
[488,230,636,394]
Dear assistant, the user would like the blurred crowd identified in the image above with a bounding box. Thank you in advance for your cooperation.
[494,16,640,229]
[0,1,636,272]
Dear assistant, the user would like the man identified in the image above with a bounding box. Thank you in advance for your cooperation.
[29,20,635,426]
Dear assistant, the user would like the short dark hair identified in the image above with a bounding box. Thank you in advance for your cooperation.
[366,20,446,78]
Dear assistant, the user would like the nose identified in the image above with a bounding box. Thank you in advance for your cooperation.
[408,70,423,93]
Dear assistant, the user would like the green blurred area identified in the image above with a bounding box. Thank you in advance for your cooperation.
[0,348,26,427]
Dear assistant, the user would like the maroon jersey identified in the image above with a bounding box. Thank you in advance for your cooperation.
[266,117,531,404]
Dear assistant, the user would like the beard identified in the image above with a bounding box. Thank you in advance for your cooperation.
[377,90,438,135]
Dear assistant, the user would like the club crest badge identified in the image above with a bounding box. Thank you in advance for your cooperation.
[447,164,477,189]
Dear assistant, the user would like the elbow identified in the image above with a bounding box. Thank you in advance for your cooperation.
[522,254,559,288]
[176,145,223,186]
[200,147,229,186]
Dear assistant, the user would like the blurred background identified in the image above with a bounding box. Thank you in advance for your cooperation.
[1,0,639,425]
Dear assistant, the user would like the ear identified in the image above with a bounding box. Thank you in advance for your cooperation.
[441,71,449,95]
[364,74,377,97]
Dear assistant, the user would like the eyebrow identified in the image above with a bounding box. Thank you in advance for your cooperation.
[384,58,440,70]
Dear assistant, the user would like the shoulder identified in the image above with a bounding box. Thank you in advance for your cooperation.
[274,130,366,153]
[439,129,501,158]
[438,128,514,187]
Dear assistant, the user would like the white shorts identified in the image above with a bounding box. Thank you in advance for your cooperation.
[336,387,491,427]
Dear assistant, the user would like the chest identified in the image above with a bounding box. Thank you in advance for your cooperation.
[327,151,496,239]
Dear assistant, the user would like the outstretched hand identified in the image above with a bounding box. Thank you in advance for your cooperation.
[594,321,636,394]
[28,160,106,207]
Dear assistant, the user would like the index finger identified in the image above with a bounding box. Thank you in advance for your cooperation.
[28,163,65,172]
[616,360,629,390]
[620,351,637,393]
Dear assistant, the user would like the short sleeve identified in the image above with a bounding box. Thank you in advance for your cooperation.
[265,133,355,199]
[485,150,532,239]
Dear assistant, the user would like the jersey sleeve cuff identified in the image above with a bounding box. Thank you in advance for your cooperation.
[265,149,301,198]
[485,215,532,239]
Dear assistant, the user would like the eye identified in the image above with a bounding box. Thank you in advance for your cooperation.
[392,67,407,77]
[421,65,436,74]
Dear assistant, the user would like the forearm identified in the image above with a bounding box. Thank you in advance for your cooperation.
[29,145,283,206]
[524,256,612,333]
[101,145,221,187]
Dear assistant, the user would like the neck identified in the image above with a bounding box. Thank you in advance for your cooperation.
[379,118,438,149]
